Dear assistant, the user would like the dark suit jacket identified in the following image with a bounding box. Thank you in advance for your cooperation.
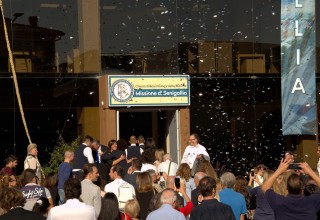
[190,199,235,220]
[98,146,111,183]
[124,171,140,189]
[191,188,200,207]
[0,207,46,220]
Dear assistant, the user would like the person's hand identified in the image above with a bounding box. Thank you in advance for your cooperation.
[178,181,187,194]
[299,162,313,175]
[162,172,168,180]
[277,158,292,173]
[197,194,203,204]
[196,154,203,159]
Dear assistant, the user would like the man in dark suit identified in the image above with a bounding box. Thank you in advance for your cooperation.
[0,187,46,220]
[73,135,94,180]
[123,159,142,189]
[92,139,110,186]
[190,176,235,220]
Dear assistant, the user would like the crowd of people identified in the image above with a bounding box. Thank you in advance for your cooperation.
[1,134,320,220]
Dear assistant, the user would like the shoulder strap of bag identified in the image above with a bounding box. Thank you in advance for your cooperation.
[167,161,172,175]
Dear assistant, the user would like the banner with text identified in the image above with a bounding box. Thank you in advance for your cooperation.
[108,75,190,107]
[281,0,316,135]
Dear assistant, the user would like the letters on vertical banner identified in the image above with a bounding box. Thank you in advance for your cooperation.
[281,0,316,135]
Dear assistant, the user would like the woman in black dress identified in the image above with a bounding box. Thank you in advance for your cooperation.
[135,172,156,220]
[101,139,127,175]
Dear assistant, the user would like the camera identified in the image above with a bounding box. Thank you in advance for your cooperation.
[288,163,301,170]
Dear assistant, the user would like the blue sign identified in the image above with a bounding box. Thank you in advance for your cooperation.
[281,0,316,135]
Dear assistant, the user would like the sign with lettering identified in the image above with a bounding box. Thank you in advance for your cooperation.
[108,75,190,107]
[281,0,316,135]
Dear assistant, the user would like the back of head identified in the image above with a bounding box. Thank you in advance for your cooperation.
[166,176,175,189]
[113,165,124,178]
[83,135,93,144]
[176,163,191,181]
[136,172,153,192]
[263,169,274,182]
[198,176,216,197]
[155,149,165,162]
[44,172,58,189]
[21,169,37,185]
[160,189,176,205]
[220,172,236,188]
[116,139,128,151]
[304,184,320,196]
[0,187,26,211]
[129,135,137,145]
[125,199,140,218]
[162,153,171,162]
[132,159,142,171]
[142,151,153,164]
[4,155,17,165]
[287,174,303,195]
[83,163,96,177]
[198,160,218,181]
[137,135,145,144]
[32,197,50,215]
[100,192,120,220]
[64,178,81,200]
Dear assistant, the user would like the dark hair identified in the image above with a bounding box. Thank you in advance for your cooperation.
[174,192,184,209]
[116,139,128,151]
[145,139,156,150]
[20,169,37,185]
[0,187,26,211]
[44,172,58,190]
[132,159,142,171]
[4,155,17,165]
[83,135,93,143]
[190,133,200,143]
[287,174,303,195]
[141,151,153,164]
[83,164,97,177]
[198,176,216,197]
[32,197,50,215]
[112,165,124,178]
[64,178,81,200]
[99,192,121,220]
[108,139,117,148]
[304,184,320,196]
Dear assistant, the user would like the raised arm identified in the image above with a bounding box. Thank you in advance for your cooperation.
[261,158,291,193]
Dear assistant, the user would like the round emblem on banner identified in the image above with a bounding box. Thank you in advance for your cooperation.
[111,79,134,102]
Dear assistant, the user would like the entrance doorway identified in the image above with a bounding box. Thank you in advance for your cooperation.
[117,109,181,162]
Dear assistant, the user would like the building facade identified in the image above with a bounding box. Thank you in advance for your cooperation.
[1,0,319,174]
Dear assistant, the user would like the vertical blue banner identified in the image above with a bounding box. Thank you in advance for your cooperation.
[281,0,316,135]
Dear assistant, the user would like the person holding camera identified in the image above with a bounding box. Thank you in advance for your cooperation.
[261,158,320,219]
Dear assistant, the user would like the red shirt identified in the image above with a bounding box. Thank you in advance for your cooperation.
[179,201,193,216]
[1,166,14,175]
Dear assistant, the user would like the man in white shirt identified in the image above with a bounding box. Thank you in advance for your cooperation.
[104,165,135,204]
[80,164,101,216]
[47,178,96,220]
[158,154,178,181]
[181,133,210,169]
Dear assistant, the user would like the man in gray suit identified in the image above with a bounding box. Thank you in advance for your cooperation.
[80,164,101,216]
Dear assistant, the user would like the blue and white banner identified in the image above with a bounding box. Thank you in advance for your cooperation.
[281,0,316,135]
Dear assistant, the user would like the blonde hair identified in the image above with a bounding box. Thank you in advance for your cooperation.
[136,172,153,192]
[215,179,222,201]
[155,149,164,162]
[176,163,191,181]
[198,160,218,181]
[125,199,140,218]
[273,173,288,196]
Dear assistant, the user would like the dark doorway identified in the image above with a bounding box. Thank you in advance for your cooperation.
[119,111,167,148]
